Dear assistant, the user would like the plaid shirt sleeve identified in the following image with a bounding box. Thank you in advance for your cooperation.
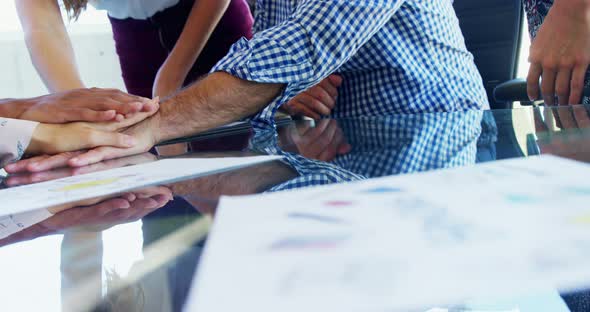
[212,0,406,123]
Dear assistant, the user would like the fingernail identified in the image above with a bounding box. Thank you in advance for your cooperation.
[70,158,79,164]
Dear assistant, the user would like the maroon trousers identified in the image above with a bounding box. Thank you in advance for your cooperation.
[109,0,254,98]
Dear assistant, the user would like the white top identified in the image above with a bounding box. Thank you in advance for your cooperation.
[0,118,38,169]
[88,0,181,19]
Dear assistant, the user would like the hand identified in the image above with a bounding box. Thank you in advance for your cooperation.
[6,114,160,172]
[280,119,352,161]
[282,75,343,119]
[532,105,590,133]
[527,0,590,105]
[46,186,173,215]
[25,110,157,156]
[19,88,159,123]
[0,187,173,246]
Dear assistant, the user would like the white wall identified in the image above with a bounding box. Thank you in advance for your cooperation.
[0,2,125,98]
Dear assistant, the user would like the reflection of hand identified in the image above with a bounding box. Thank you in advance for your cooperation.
[283,75,342,120]
[4,153,157,186]
[527,1,590,105]
[0,187,173,247]
[533,105,590,133]
[20,88,159,123]
[47,186,173,215]
[5,114,159,173]
[283,119,351,161]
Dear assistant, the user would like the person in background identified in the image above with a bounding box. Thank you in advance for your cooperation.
[524,0,590,106]
[5,0,488,173]
[16,0,253,99]
[0,88,158,169]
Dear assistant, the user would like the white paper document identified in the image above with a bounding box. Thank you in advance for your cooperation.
[186,155,590,312]
[0,156,282,216]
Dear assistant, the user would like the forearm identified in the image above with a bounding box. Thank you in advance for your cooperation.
[0,98,33,119]
[153,72,283,142]
[25,31,85,92]
[17,0,84,92]
[165,0,231,77]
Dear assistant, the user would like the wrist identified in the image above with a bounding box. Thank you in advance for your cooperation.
[26,124,53,155]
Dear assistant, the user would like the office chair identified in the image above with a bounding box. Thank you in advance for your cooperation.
[454,0,523,110]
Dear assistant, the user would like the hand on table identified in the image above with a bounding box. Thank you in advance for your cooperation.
[282,74,343,120]
[527,0,590,105]
[6,113,160,173]
[281,119,352,161]
[24,109,157,156]
[19,88,159,123]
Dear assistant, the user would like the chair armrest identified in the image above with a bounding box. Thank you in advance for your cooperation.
[493,78,529,103]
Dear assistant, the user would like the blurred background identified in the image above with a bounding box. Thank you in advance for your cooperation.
[0,1,531,99]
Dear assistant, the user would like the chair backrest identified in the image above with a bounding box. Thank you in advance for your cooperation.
[454,0,523,109]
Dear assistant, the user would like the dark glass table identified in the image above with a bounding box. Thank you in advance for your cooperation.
[2,105,590,312]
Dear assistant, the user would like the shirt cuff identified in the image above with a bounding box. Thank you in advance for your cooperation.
[0,118,39,167]
[211,35,315,126]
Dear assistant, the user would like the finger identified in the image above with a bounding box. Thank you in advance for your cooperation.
[304,118,332,139]
[572,105,590,128]
[555,68,572,106]
[318,124,343,161]
[338,143,353,154]
[4,155,50,173]
[311,120,339,157]
[541,68,557,105]
[297,93,331,116]
[532,107,549,133]
[92,110,156,132]
[527,63,543,101]
[307,86,337,109]
[318,77,340,98]
[71,108,118,122]
[151,194,173,208]
[68,146,126,167]
[288,101,321,120]
[555,107,577,129]
[25,151,84,172]
[569,65,588,105]
[327,74,343,87]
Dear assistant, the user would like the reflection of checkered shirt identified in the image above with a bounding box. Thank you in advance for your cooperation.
[250,111,483,192]
[212,0,488,125]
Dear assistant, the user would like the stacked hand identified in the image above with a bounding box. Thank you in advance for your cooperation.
[19,88,158,123]
[527,0,590,105]
[4,88,160,172]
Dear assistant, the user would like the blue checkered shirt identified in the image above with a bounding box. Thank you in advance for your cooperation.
[249,111,485,191]
[212,0,489,124]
